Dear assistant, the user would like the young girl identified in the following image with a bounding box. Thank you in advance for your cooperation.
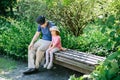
[44,26,65,69]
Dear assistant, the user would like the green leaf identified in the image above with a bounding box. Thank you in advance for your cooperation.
[109,31,116,37]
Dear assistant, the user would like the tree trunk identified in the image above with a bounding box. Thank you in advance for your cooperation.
[10,5,14,16]
[0,7,6,16]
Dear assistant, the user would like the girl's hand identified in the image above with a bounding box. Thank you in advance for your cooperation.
[49,46,51,48]
[61,47,67,51]
[49,43,52,48]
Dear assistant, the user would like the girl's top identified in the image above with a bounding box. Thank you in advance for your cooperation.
[52,36,62,49]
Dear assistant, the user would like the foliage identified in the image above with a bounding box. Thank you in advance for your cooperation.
[46,0,95,36]
[60,24,111,56]
[0,0,17,16]
[0,16,36,59]
[0,16,115,60]
[95,0,120,54]
[96,15,120,53]
[91,51,120,80]
[0,0,120,80]
[69,50,120,80]
[52,0,95,36]
[18,0,46,22]
[18,0,96,36]
[0,0,119,61]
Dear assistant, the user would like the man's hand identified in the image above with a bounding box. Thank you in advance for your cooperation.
[28,31,40,50]
[28,43,34,50]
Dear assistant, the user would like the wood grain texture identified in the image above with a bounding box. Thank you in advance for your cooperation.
[53,49,105,74]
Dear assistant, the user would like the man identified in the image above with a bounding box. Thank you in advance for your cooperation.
[23,16,55,74]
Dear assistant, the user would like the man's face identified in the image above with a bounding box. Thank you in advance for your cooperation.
[41,22,47,28]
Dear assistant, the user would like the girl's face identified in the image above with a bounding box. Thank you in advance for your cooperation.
[51,30,57,36]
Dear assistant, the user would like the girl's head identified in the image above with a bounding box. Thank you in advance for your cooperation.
[50,26,60,36]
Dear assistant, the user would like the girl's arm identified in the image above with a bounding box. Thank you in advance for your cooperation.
[50,37,60,49]
[50,44,56,49]
[49,42,53,48]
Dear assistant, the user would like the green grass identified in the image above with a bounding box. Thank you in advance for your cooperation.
[0,57,17,73]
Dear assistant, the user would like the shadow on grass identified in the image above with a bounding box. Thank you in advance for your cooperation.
[0,56,17,80]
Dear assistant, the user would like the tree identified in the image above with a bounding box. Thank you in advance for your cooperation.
[0,0,17,16]
[46,0,96,36]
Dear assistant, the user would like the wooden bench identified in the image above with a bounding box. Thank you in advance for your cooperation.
[53,49,105,74]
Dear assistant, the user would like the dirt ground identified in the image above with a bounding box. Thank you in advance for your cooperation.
[0,57,82,80]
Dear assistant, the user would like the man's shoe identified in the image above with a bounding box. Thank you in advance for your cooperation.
[23,68,39,75]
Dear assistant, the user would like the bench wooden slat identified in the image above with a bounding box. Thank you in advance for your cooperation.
[67,49,105,59]
[54,52,97,65]
[61,50,105,60]
[54,49,105,74]
[55,55,95,71]
[56,52,98,63]
[53,60,91,74]
[58,51,103,63]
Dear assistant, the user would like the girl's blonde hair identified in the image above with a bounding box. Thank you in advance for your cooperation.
[55,31,60,35]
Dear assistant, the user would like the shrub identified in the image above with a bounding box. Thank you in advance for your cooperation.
[0,0,17,16]
[0,16,114,59]
[91,50,120,80]
[69,50,120,80]
[46,0,95,36]
[0,16,36,59]
[59,24,111,56]
[18,0,96,36]
[18,0,46,22]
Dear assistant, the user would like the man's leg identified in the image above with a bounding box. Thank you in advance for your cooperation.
[23,39,41,74]
[28,39,42,68]
[35,40,51,69]
[35,49,44,69]
[28,49,36,68]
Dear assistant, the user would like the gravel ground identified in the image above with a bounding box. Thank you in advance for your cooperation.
[1,60,83,80]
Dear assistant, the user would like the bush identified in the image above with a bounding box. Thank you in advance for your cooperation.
[46,0,95,36]
[0,16,109,60]
[91,51,120,80]
[18,0,96,36]
[69,50,120,80]
[0,16,116,60]
[0,16,36,59]
[59,24,111,56]
[18,0,46,22]
[0,0,17,16]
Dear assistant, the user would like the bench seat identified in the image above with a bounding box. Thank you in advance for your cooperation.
[53,49,105,74]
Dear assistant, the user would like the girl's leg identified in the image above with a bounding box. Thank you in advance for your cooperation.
[47,48,59,69]
[43,48,51,68]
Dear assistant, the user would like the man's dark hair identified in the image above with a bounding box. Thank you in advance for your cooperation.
[36,15,45,25]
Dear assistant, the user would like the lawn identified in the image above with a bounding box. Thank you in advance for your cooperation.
[0,56,17,80]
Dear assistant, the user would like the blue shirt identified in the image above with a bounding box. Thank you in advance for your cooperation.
[37,21,55,41]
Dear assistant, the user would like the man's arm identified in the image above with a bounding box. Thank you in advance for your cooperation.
[29,31,40,49]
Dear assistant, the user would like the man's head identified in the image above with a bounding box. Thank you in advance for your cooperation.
[36,15,46,27]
